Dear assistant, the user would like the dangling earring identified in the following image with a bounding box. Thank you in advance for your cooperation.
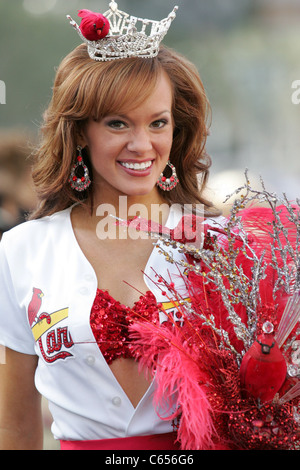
[157,161,179,191]
[69,146,91,192]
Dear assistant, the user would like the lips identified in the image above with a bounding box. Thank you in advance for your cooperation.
[119,160,153,171]
[117,159,155,178]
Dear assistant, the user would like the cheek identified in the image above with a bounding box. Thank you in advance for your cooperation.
[160,133,174,158]
[88,140,121,166]
[85,124,122,160]
[154,127,173,152]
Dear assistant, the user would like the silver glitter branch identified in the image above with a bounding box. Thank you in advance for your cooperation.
[153,171,300,359]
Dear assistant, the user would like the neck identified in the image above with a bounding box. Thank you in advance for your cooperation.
[89,186,170,225]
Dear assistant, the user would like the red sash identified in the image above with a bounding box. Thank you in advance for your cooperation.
[60,432,179,450]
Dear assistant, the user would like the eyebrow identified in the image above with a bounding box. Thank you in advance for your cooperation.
[108,110,172,120]
[151,111,172,118]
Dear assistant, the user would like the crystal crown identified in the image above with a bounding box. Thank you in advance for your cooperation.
[67,1,178,61]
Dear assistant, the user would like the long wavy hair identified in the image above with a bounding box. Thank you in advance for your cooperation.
[30,44,219,219]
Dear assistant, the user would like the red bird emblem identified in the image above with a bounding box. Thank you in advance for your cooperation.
[240,330,287,403]
[78,9,110,41]
[27,288,44,327]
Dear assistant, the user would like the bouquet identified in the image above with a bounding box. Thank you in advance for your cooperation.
[128,172,300,450]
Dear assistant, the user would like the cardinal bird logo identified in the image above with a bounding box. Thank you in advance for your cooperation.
[27,287,44,327]
[27,287,74,363]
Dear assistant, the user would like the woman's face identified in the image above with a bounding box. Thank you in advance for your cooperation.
[82,71,174,203]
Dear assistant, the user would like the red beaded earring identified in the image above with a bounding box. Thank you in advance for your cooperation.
[157,161,179,191]
[69,146,91,192]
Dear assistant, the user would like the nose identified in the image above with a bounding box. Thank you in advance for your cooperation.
[127,128,153,154]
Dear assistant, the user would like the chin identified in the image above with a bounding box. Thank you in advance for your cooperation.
[121,184,158,198]
[126,190,153,198]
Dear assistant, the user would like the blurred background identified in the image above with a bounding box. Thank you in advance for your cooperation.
[0,0,299,449]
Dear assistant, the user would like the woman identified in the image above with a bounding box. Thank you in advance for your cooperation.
[0,5,219,450]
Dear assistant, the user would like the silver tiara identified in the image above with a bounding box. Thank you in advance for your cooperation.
[67,1,178,61]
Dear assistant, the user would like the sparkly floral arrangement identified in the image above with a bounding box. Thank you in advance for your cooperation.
[128,173,300,450]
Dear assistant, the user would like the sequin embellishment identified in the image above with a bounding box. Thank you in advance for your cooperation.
[90,289,159,364]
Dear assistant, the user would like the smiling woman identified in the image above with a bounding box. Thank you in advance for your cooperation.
[29,43,216,219]
[0,2,221,452]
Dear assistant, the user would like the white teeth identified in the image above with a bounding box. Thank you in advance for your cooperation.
[120,161,152,170]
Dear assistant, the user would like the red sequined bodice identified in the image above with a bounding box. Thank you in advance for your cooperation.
[90,289,159,364]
